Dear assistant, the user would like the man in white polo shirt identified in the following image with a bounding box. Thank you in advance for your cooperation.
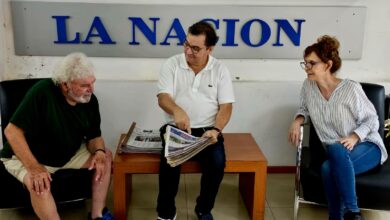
[156,21,235,220]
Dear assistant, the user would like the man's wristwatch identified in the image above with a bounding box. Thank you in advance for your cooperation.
[211,127,221,133]
[94,148,106,154]
[211,127,222,137]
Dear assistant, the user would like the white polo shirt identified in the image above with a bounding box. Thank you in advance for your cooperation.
[157,53,235,128]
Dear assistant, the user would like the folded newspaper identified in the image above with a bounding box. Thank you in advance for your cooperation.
[165,125,213,167]
[120,126,162,153]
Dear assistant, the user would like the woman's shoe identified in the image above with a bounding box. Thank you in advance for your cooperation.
[344,211,365,220]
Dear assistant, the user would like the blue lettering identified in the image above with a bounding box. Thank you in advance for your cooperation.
[273,19,306,46]
[82,17,116,44]
[52,15,306,49]
[241,19,271,47]
[201,18,220,44]
[128,17,160,45]
[222,19,239,47]
[52,16,80,44]
[160,18,186,46]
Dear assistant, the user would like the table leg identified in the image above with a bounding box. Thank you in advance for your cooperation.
[114,170,130,220]
[239,170,266,220]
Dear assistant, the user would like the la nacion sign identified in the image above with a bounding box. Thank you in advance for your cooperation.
[11,2,366,59]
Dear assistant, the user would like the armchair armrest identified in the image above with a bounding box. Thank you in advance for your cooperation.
[386,94,390,119]
[295,125,304,193]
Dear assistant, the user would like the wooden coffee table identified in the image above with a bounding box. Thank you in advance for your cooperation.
[113,133,268,220]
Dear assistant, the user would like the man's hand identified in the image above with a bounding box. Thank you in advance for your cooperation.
[340,133,360,151]
[26,163,52,195]
[158,93,191,134]
[173,108,191,134]
[202,130,219,144]
[88,150,107,182]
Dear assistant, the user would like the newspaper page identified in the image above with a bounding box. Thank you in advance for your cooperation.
[120,127,162,153]
[164,125,213,167]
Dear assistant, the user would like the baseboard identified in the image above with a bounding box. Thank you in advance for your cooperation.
[267,166,295,173]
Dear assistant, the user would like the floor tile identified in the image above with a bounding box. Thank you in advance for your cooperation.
[266,174,295,208]
[128,174,158,208]
[0,208,25,220]
[2,173,390,220]
[128,207,187,220]
[187,205,250,220]
[361,209,390,220]
[265,207,275,220]
[297,205,328,220]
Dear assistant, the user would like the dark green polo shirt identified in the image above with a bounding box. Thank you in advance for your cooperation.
[0,79,101,167]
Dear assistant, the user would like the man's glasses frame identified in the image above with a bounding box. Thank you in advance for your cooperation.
[183,40,207,55]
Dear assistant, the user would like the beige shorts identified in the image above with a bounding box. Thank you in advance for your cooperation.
[1,144,91,183]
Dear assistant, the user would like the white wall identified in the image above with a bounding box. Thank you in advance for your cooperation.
[1,0,390,166]
[94,80,302,166]
[0,1,7,78]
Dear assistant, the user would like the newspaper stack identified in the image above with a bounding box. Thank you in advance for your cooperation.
[164,125,213,167]
[120,127,162,153]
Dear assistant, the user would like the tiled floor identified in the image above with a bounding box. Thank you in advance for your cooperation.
[1,173,389,220]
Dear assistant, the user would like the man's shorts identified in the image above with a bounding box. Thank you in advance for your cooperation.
[0,144,91,183]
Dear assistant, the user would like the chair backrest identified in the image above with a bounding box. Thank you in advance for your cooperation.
[0,78,46,145]
[360,82,385,139]
[309,82,387,152]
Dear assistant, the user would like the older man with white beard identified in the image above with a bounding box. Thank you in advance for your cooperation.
[0,53,114,220]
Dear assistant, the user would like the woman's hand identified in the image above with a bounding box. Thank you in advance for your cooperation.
[288,116,305,146]
[340,133,360,150]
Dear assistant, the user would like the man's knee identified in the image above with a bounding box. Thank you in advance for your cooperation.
[26,183,54,200]
[212,147,226,170]
[213,155,226,171]
[204,153,225,173]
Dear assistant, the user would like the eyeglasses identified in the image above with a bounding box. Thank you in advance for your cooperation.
[300,61,322,70]
[183,41,206,54]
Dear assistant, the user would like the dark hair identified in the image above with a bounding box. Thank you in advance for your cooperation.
[304,35,342,74]
[188,21,219,47]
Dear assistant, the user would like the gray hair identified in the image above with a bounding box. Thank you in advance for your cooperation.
[52,52,94,85]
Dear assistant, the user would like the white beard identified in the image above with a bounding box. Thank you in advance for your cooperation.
[68,90,92,103]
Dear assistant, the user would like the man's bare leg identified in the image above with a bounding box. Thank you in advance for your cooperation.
[84,150,113,219]
[25,175,60,220]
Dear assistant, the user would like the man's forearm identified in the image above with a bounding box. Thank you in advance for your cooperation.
[87,136,106,154]
[158,93,192,133]
[158,93,182,115]
[214,103,233,131]
[4,123,39,169]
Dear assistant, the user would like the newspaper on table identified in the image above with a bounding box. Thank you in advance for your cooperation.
[120,126,162,153]
[164,125,213,167]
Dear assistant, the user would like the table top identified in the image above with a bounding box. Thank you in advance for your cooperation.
[114,133,267,164]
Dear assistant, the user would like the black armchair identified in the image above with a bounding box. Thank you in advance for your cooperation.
[0,78,92,209]
[294,82,390,219]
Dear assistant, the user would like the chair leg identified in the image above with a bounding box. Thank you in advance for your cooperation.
[294,190,300,220]
[294,125,304,220]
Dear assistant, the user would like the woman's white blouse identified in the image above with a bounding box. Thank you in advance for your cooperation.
[296,78,387,164]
